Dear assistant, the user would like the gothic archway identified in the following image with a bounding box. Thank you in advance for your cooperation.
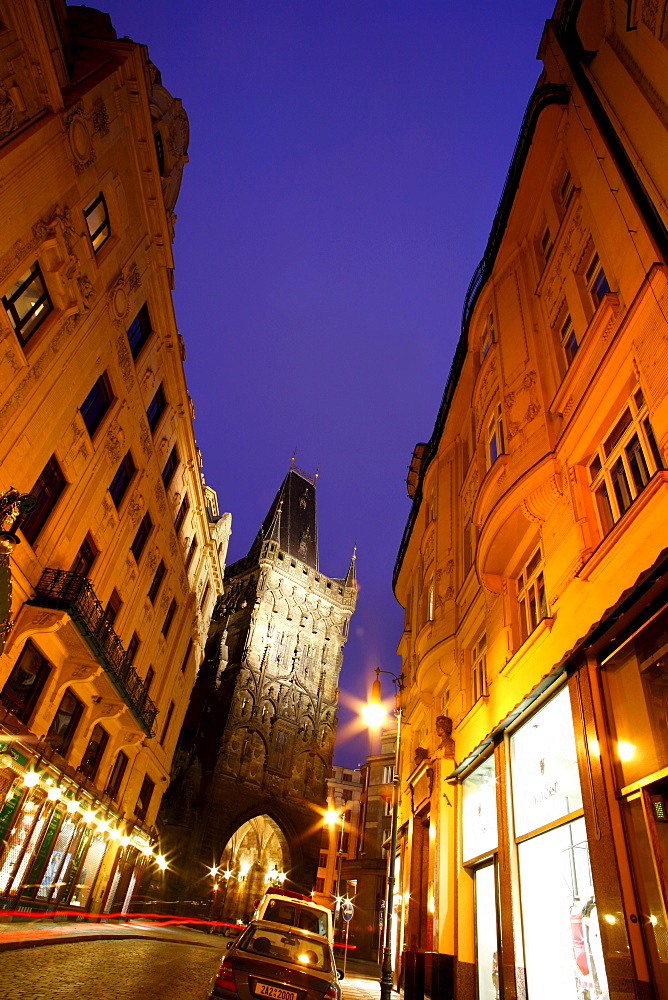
[217,814,291,922]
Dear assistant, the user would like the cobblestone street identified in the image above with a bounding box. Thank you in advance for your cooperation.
[0,933,382,1000]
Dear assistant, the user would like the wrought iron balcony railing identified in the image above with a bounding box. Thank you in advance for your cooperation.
[30,569,158,735]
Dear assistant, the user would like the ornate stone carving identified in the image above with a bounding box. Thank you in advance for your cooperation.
[115,333,133,388]
[65,105,95,172]
[0,86,17,138]
[435,715,456,758]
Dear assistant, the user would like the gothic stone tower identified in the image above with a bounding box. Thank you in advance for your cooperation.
[162,466,356,916]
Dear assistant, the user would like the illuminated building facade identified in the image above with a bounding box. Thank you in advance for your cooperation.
[0,3,229,917]
[393,2,668,998]
[161,465,356,919]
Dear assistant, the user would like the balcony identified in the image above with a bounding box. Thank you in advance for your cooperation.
[29,569,157,735]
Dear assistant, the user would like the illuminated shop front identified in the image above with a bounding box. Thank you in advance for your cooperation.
[460,685,608,1000]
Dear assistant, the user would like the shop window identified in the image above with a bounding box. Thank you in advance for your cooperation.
[0,641,51,723]
[146,383,166,432]
[481,312,496,358]
[588,388,662,537]
[161,445,179,489]
[148,559,165,604]
[130,511,153,562]
[127,303,152,359]
[585,251,611,310]
[106,750,128,801]
[462,756,497,863]
[79,723,109,780]
[108,450,136,508]
[486,403,505,469]
[471,632,488,703]
[46,688,83,756]
[474,862,501,1000]
[185,535,198,570]
[83,192,110,253]
[2,261,52,344]
[174,493,190,534]
[159,701,175,746]
[135,774,154,823]
[560,313,578,366]
[162,597,177,637]
[517,544,548,643]
[80,372,113,438]
[19,455,66,546]
[69,534,97,577]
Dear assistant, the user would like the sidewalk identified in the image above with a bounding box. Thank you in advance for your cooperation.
[0,917,223,952]
[340,974,381,1000]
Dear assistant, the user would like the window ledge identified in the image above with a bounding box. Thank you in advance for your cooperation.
[577,471,668,583]
[501,616,555,675]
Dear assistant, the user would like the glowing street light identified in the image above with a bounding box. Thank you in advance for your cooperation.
[361,671,388,728]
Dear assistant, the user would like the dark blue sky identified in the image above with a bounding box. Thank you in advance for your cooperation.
[101,1,554,766]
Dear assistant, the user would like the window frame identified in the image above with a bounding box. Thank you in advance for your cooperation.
[174,494,190,534]
[584,251,611,311]
[108,450,136,509]
[486,403,505,469]
[481,312,496,359]
[471,632,488,704]
[46,687,83,757]
[83,192,111,253]
[79,723,109,781]
[162,597,177,637]
[2,261,53,345]
[588,388,663,538]
[148,560,166,604]
[127,303,153,360]
[19,455,66,546]
[135,774,155,823]
[69,534,98,577]
[80,372,113,439]
[161,446,179,489]
[106,750,129,801]
[0,641,51,724]
[517,545,548,644]
[130,511,153,563]
[146,383,167,433]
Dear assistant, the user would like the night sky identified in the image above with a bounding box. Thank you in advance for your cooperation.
[99,1,554,766]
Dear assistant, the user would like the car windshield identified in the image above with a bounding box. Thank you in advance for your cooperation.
[263,899,328,937]
[239,925,332,972]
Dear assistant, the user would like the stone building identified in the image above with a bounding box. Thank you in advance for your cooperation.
[393,1,668,999]
[161,465,356,919]
[0,2,229,917]
[313,764,362,924]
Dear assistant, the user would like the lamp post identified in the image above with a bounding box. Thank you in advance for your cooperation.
[362,668,402,1000]
[324,808,346,927]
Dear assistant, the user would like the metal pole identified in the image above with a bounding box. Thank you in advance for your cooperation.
[343,918,350,977]
[335,811,344,930]
[380,709,401,1000]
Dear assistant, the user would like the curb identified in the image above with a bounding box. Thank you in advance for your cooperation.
[0,927,223,953]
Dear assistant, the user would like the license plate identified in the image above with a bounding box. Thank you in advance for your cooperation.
[255,984,298,1000]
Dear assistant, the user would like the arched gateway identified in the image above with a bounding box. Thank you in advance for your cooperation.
[217,815,291,922]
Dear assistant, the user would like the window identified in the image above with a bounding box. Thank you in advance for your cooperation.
[79,724,109,780]
[481,312,496,358]
[162,597,177,637]
[486,403,505,468]
[340,833,350,854]
[427,578,435,621]
[46,688,83,756]
[588,388,663,537]
[200,581,211,610]
[319,853,328,869]
[131,511,153,562]
[342,771,353,783]
[585,252,611,310]
[342,789,353,802]
[108,451,135,508]
[2,262,52,344]
[382,765,394,784]
[83,193,110,253]
[174,494,190,534]
[154,130,165,175]
[69,535,97,577]
[185,535,198,571]
[127,632,140,664]
[180,638,193,674]
[106,751,128,801]
[19,455,66,546]
[146,383,166,433]
[144,665,155,695]
[80,372,113,437]
[135,774,155,823]
[540,225,553,262]
[559,169,574,211]
[161,446,179,489]
[0,642,50,723]
[560,313,578,366]
[472,633,488,703]
[315,877,325,894]
[127,303,152,359]
[517,545,548,643]
[159,701,175,746]
[148,560,165,603]
[104,589,121,626]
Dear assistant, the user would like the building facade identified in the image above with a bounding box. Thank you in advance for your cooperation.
[161,465,356,920]
[393,2,668,999]
[0,2,229,917]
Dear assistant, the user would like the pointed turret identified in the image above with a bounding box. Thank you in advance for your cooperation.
[345,543,357,590]
[257,464,319,570]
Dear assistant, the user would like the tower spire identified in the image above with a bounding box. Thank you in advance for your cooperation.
[345,543,357,589]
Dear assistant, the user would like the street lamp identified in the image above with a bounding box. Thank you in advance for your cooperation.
[363,667,402,1000]
[325,808,346,926]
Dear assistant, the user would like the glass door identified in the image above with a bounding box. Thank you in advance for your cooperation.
[474,861,500,1000]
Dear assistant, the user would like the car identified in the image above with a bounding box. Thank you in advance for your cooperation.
[207,919,343,1000]
[252,888,333,943]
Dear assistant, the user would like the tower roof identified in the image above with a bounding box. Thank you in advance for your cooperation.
[257,465,319,570]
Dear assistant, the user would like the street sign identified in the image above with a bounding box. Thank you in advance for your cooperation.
[342,900,354,921]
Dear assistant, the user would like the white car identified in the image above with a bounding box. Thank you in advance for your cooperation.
[253,889,333,944]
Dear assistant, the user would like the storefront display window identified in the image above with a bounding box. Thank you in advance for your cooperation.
[71,834,107,907]
[474,862,500,1000]
[601,608,668,788]
[510,686,582,838]
[462,756,497,862]
[36,815,77,900]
